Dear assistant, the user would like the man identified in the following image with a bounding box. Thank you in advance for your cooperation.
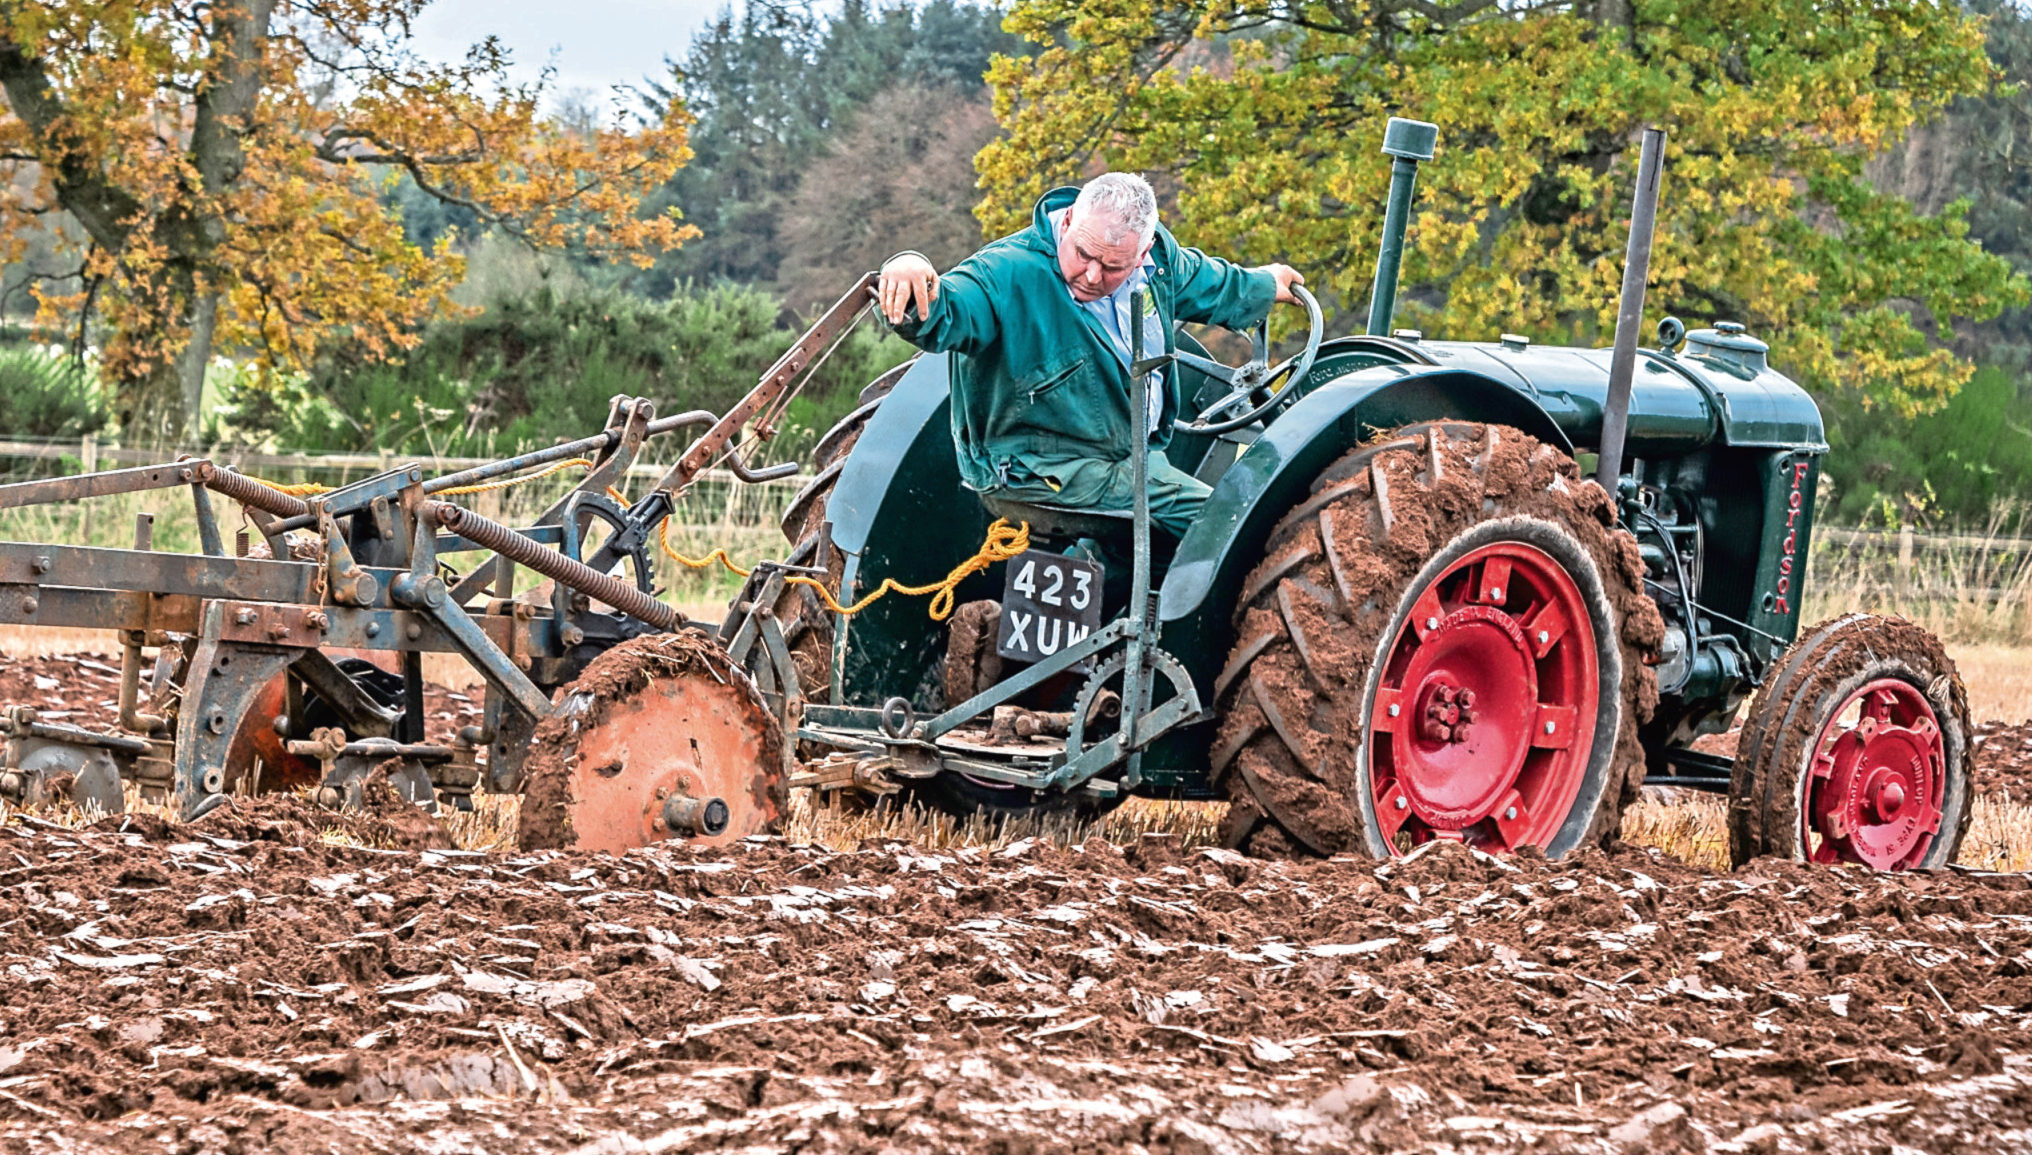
[877,172,1305,538]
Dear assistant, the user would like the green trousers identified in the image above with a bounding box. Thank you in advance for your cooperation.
[986,450,1211,539]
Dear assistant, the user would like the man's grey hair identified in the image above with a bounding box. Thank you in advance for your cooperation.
[1074,172,1159,246]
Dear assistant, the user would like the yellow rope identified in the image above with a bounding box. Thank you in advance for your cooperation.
[656,507,1029,622]
[788,518,1029,621]
[257,478,332,496]
[246,455,1031,623]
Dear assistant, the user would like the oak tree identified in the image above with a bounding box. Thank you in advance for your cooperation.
[979,0,2029,415]
[0,0,697,440]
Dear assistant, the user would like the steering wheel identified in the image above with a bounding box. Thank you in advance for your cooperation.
[1171,284,1324,436]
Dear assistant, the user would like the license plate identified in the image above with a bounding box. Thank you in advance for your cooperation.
[996,550,1103,665]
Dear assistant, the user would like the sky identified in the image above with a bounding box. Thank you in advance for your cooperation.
[409,0,731,109]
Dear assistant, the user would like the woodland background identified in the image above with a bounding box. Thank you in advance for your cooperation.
[2,0,2030,531]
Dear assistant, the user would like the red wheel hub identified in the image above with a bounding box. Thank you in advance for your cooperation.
[1804,678,1945,870]
[1369,542,1598,853]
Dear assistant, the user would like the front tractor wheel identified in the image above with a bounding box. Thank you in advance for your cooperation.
[1213,423,1663,859]
[1728,614,1971,871]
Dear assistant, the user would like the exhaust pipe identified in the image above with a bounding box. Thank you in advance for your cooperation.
[1366,117,1439,336]
[1595,126,1668,495]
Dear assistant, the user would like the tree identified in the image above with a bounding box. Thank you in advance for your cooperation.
[980,0,2028,416]
[633,0,1018,295]
[0,1,697,441]
[776,83,999,310]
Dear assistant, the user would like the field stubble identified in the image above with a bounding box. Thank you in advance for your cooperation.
[0,624,2026,871]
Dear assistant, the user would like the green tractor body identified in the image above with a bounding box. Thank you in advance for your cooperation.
[818,323,1825,796]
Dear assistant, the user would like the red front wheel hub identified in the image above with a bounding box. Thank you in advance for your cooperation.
[1805,679,1946,870]
[1369,542,1598,853]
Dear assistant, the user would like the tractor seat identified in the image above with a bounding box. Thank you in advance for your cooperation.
[978,495,1133,542]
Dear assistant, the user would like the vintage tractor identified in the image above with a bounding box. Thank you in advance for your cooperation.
[729,118,1970,871]
[0,116,1970,873]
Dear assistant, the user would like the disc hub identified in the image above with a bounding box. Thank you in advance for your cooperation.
[1370,541,1599,853]
[1416,680,1478,744]
[1807,679,1945,870]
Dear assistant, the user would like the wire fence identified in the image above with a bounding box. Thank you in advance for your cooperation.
[2,434,2027,640]
[0,434,818,611]
[1807,518,2032,645]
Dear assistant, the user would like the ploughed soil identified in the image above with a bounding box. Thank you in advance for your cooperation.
[2,807,2031,1152]
[1974,720,2032,801]
[4,651,2031,1151]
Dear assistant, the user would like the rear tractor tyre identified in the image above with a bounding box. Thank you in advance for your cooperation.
[1212,422,1664,859]
[1727,614,1971,871]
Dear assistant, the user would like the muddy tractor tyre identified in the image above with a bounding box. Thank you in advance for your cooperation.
[1212,422,1663,859]
[1728,614,1971,871]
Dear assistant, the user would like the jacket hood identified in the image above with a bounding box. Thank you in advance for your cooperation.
[1027,186,1082,250]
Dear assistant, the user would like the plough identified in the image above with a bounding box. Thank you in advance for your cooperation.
[0,275,881,845]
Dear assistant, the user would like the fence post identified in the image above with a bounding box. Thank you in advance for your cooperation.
[1897,523,1915,598]
[80,434,98,544]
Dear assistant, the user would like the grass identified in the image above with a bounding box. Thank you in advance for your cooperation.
[1947,644,2032,724]
[788,791,1226,853]
[1803,503,2032,647]
[1617,790,2032,874]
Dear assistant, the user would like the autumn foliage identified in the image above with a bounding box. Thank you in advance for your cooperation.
[979,0,2030,416]
[0,0,697,440]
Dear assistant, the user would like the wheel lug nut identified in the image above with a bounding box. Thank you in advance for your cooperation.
[1394,796,1408,810]
[1537,630,1550,646]
[1544,720,1556,735]
[1504,806,1518,821]
[1426,616,1440,631]
[1388,703,1400,717]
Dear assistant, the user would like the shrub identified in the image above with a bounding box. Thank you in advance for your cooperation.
[0,345,107,441]
[217,282,912,458]
[1820,365,2032,525]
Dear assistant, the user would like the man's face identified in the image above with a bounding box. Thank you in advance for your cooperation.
[1057,208,1153,302]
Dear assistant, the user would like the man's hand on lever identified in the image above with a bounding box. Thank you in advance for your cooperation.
[879,253,940,324]
[1260,263,1306,305]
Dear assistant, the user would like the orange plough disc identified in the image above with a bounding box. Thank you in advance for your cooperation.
[517,632,786,853]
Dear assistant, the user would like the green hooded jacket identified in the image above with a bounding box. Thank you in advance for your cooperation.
[891,187,1276,495]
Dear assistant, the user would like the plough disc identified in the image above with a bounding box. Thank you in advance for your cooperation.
[517,632,785,853]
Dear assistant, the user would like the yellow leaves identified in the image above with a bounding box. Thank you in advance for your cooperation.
[983,0,2022,414]
[0,0,697,418]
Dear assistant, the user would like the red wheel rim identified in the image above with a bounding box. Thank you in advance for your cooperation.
[1802,678,1945,870]
[1368,541,1599,853]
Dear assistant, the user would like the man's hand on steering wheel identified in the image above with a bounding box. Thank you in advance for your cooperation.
[1261,263,1307,305]
[1170,275,1325,437]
